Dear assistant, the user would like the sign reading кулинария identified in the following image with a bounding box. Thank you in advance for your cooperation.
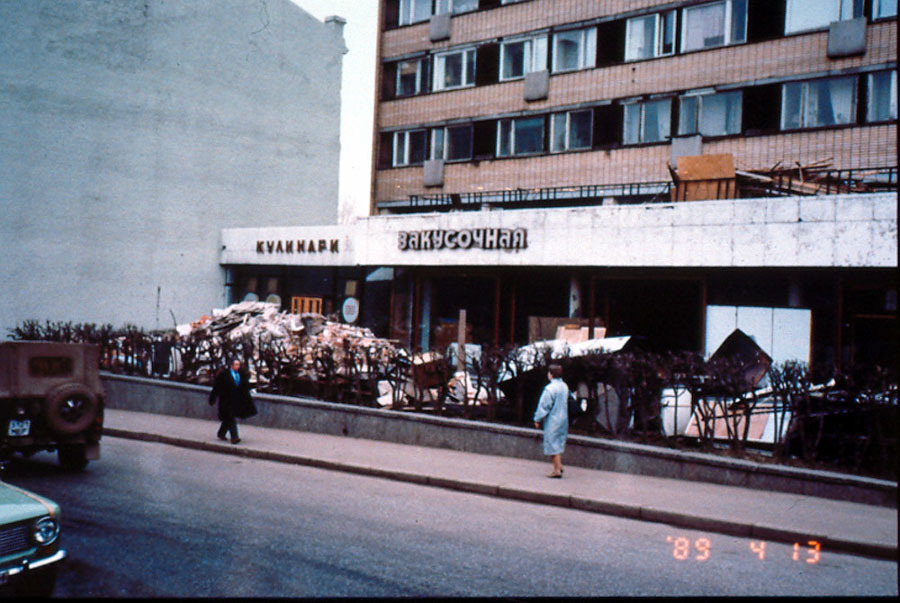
[398,228,527,251]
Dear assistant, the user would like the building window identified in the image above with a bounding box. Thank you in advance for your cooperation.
[624,99,672,144]
[679,90,743,136]
[431,124,474,161]
[785,0,861,34]
[497,116,545,156]
[867,71,898,122]
[433,48,476,90]
[681,0,747,51]
[501,0,526,4]
[550,110,593,152]
[399,0,433,26]
[872,0,897,18]
[625,11,676,60]
[551,27,597,72]
[393,129,427,166]
[396,59,425,97]
[434,0,479,14]
[781,76,857,129]
[500,34,548,80]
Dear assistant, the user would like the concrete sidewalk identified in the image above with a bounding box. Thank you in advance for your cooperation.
[103,408,897,560]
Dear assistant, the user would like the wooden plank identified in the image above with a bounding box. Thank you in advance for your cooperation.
[675,154,736,181]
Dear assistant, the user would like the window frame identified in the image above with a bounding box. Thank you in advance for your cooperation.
[623,98,673,144]
[433,47,477,91]
[398,0,433,26]
[393,129,428,167]
[784,0,861,34]
[625,10,677,61]
[430,124,474,161]
[496,116,546,157]
[434,0,479,15]
[678,90,743,137]
[780,75,858,130]
[866,70,898,123]
[871,0,898,19]
[499,34,548,81]
[551,27,597,73]
[680,0,747,53]
[550,109,593,152]
[395,58,425,97]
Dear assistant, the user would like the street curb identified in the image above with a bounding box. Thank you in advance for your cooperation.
[103,428,897,561]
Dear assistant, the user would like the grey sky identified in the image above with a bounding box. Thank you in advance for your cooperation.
[291,0,378,220]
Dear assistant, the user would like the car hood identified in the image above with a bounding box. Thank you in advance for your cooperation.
[0,481,60,523]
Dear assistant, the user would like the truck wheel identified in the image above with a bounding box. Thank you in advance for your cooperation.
[45,384,98,435]
[58,444,89,471]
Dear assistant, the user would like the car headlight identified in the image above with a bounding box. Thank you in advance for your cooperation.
[31,517,60,545]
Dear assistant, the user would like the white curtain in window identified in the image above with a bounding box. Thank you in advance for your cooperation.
[868,71,898,121]
[683,2,727,51]
[806,77,854,126]
[785,0,840,33]
[624,104,641,144]
[781,83,803,129]
[514,117,544,154]
[502,40,526,79]
[700,91,741,135]
[874,0,898,18]
[626,15,656,60]
[554,31,581,71]
[679,96,699,135]
[551,113,567,151]
[643,99,671,142]
[452,0,478,13]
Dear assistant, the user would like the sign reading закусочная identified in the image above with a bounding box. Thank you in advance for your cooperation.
[398,228,528,251]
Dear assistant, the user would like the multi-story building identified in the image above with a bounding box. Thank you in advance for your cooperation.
[1,0,346,336]
[222,0,896,371]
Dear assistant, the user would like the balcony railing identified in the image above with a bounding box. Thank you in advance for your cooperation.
[375,166,898,214]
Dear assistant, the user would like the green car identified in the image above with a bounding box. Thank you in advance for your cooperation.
[0,479,66,597]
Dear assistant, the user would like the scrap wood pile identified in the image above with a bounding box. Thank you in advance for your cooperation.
[735,158,894,196]
[172,301,403,388]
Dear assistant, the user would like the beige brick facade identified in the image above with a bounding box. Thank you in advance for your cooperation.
[373,1,897,210]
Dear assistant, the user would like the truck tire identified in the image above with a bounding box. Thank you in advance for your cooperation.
[45,384,98,435]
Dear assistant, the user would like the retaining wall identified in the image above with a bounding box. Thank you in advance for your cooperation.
[100,372,897,507]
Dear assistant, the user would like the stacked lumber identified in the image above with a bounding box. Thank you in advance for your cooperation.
[736,158,890,196]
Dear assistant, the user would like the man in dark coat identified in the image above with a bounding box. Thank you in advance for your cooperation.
[208,358,254,444]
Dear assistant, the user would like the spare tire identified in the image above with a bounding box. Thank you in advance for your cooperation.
[44,383,98,435]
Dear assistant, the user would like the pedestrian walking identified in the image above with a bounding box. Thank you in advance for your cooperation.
[208,358,256,444]
[533,363,569,478]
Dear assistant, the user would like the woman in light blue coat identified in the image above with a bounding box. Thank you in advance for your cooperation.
[533,363,569,478]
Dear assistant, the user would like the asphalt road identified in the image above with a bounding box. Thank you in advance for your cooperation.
[4,437,897,597]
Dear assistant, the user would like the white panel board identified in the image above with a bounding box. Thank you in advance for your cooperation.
[772,308,812,365]
[736,306,774,357]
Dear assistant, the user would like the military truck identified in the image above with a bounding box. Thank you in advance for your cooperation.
[0,341,104,470]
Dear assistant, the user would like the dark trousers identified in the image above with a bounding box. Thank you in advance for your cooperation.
[217,418,239,441]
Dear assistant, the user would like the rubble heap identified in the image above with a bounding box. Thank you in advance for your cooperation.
[174,301,401,386]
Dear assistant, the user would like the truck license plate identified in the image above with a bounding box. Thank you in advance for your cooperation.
[8,419,30,437]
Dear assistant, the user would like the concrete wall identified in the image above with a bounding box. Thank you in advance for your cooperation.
[0,0,345,337]
[221,193,898,269]
[101,372,897,507]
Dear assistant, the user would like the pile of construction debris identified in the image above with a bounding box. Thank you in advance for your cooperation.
[172,301,402,387]
[669,154,895,201]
